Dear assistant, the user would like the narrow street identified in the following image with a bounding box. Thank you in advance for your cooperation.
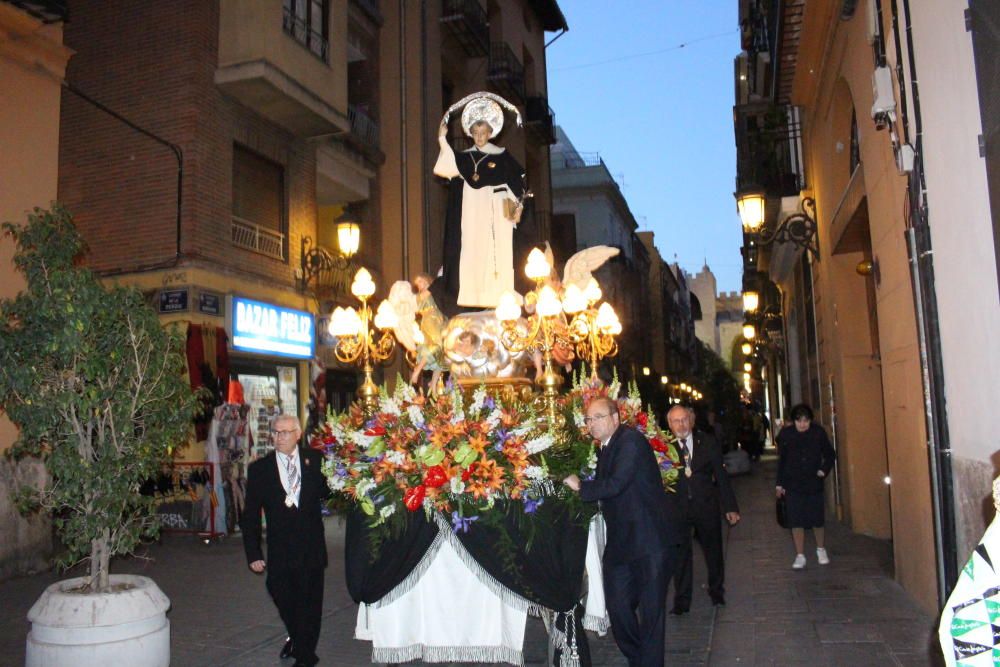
[0,455,943,666]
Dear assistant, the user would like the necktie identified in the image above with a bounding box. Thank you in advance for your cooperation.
[682,438,693,478]
[285,454,300,507]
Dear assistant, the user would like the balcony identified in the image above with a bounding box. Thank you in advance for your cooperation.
[348,104,380,151]
[8,0,67,22]
[350,0,382,25]
[231,217,285,260]
[734,104,804,197]
[440,0,489,57]
[525,96,556,145]
[488,42,525,103]
[215,1,350,138]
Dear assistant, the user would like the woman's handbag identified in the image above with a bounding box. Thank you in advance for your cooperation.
[776,495,789,529]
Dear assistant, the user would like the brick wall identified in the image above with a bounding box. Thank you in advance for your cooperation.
[59,0,316,288]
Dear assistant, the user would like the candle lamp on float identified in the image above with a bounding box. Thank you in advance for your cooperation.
[562,279,622,380]
[327,268,399,414]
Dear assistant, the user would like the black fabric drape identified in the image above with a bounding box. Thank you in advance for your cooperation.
[344,508,440,604]
[453,500,588,613]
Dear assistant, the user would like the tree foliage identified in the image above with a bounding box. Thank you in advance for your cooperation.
[0,205,197,591]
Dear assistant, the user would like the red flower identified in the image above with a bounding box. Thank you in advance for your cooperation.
[423,465,448,489]
[364,424,387,436]
[403,485,426,511]
[637,412,648,428]
[461,468,472,482]
[650,437,668,453]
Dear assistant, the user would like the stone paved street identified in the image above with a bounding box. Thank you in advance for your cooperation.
[0,456,944,666]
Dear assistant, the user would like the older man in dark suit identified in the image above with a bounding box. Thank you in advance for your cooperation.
[667,405,740,614]
[564,397,684,667]
[242,414,331,667]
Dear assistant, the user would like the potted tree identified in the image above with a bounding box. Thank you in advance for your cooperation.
[0,206,198,666]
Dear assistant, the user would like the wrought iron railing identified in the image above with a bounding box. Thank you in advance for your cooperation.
[551,151,604,169]
[525,96,556,145]
[734,105,804,197]
[488,42,525,102]
[351,0,381,23]
[348,104,380,150]
[282,5,329,63]
[231,216,285,260]
[440,0,489,56]
[9,0,67,22]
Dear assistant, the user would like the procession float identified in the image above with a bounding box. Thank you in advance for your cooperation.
[310,93,683,666]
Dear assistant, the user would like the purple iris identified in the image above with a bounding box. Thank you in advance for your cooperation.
[523,497,544,514]
[335,465,348,477]
[451,512,479,533]
[484,396,496,410]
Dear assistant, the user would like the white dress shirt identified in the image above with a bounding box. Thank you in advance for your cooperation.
[276,447,301,507]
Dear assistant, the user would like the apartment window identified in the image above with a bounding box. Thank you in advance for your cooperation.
[283,0,329,63]
[231,145,286,260]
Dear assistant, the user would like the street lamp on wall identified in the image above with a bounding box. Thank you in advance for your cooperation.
[736,190,819,259]
[337,221,361,258]
[742,290,760,313]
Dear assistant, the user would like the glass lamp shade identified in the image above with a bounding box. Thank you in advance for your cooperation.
[642,366,651,376]
[351,267,377,299]
[583,278,602,304]
[595,302,618,332]
[561,284,588,314]
[525,248,551,281]
[496,291,522,322]
[536,285,562,317]
[680,383,687,391]
[742,290,760,313]
[741,341,753,355]
[737,192,766,232]
[337,221,360,258]
[742,323,756,340]
[373,300,398,329]
[743,362,752,372]
[329,306,361,337]
[660,375,669,385]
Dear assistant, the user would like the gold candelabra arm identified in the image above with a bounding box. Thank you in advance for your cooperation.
[371,328,397,362]
[334,335,364,364]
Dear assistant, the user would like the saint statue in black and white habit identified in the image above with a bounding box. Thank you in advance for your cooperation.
[430,94,525,319]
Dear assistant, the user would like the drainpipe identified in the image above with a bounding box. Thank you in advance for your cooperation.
[399,0,409,280]
[894,0,958,604]
[63,82,184,272]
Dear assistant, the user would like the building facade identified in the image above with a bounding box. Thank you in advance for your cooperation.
[551,126,652,379]
[734,0,1000,612]
[0,0,73,580]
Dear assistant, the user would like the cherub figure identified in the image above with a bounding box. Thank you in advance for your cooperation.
[410,273,447,388]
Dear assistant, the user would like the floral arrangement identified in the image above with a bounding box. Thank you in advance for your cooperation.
[311,371,682,532]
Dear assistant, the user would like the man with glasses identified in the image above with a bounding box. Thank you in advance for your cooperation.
[564,397,684,667]
[242,414,330,667]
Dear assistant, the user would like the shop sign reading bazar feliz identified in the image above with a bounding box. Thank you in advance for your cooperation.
[228,296,314,359]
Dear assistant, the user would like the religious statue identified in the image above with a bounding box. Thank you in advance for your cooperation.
[430,93,528,318]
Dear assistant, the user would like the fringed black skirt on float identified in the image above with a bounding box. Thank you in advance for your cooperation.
[784,489,826,528]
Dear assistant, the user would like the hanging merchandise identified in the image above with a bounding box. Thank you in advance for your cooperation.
[205,385,252,534]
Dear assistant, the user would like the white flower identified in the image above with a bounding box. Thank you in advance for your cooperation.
[486,408,503,429]
[407,404,425,427]
[512,423,533,438]
[355,478,375,497]
[449,477,465,494]
[353,432,378,450]
[328,476,347,491]
[380,397,401,416]
[525,433,554,455]
[384,450,406,465]
[524,465,546,481]
[587,449,598,470]
[469,386,487,415]
[394,382,416,403]
[379,504,396,519]
[572,410,586,428]
[450,391,465,422]
[608,379,621,399]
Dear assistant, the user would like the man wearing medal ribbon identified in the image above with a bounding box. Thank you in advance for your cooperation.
[242,415,331,667]
[666,405,740,615]
[431,93,527,318]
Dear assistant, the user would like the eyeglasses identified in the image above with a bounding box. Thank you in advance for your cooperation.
[272,429,299,437]
[583,413,611,425]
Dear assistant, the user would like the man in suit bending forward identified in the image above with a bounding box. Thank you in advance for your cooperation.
[564,397,685,667]
[242,415,331,667]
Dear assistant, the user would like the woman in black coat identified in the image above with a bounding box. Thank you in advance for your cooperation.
[775,404,836,570]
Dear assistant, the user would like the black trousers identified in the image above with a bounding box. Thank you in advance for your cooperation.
[266,565,325,666]
[603,547,676,667]
[673,510,724,609]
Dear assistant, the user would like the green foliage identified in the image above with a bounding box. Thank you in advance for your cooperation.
[0,205,198,591]
[694,340,743,446]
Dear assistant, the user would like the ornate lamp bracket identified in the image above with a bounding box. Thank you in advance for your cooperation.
[758,197,819,259]
[300,235,352,294]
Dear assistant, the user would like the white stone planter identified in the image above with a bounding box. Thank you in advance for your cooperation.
[26,574,170,667]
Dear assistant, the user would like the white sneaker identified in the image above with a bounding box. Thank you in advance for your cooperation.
[792,554,807,569]
[816,548,830,565]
